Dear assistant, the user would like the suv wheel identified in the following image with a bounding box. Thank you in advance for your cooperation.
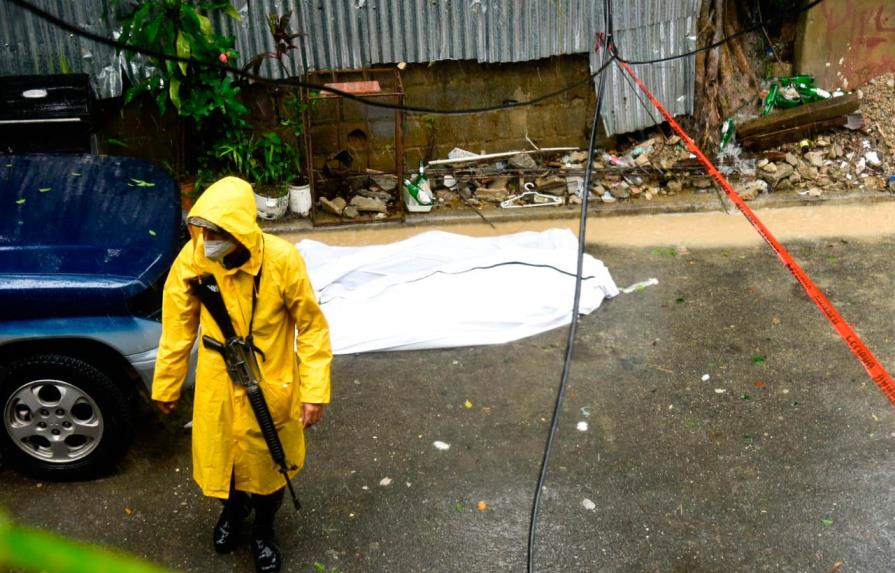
[1,354,133,480]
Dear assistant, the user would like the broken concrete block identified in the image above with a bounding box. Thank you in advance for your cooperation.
[634,154,651,167]
[342,206,359,218]
[320,196,346,215]
[806,151,825,168]
[356,188,392,201]
[508,153,538,169]
[609,184,630,199]
[760,163,794,186]
[736,179,768,200]
[370,175,398,191]
[350,195,388,213]
[475,187,509,203]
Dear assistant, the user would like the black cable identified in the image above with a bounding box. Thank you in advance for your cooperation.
[7,0,612,117]
[614,0,824,66]
[316,260,602,304]
[526,2,614,570]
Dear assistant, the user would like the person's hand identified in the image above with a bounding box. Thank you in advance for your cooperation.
[301,403,324,428]
[154,400,177,415]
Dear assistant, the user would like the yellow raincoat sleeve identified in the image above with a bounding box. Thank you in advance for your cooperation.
[283,249,332,405]
[152,252,200,403]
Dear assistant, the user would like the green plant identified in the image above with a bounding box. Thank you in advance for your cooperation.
[116,0,248,178]
[243,11,302,77]
[211,128,299,195]
[118,0,246,124]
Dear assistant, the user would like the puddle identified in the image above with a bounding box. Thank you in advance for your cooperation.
[280,201,895,248]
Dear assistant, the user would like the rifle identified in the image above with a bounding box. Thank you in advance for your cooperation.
[187,272,301,511]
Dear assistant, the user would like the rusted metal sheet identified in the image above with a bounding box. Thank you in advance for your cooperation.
[1,0,700,134]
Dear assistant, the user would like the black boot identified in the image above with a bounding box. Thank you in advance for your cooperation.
[250,488,284,573]
[213,490,251,554]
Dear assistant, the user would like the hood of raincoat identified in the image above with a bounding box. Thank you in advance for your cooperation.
[187,177,262,275]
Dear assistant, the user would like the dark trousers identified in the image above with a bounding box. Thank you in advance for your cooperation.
[222,475,284,537]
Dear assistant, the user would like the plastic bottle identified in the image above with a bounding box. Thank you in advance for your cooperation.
[403,178,433,205]
[719,117,735,152]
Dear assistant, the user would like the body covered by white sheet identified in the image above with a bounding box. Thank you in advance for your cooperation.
[296,229,619,355]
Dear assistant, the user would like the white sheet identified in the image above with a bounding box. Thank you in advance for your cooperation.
[296,229,619,355]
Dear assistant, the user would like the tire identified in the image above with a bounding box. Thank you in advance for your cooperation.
[1,354,133,481]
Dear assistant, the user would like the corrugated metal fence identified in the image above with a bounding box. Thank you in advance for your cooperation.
[0,0,699,134]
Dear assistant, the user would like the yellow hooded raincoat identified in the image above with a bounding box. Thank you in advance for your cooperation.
[152,177,332,499]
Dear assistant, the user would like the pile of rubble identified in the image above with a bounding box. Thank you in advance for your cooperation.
[313,73,893,221]
[424,137,721,211]
[317,173,400,220]
[419,72,893,211]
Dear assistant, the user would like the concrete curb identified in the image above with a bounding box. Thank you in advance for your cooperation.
[261,190,895,241]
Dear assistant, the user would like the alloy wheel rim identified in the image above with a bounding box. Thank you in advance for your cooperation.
[4,379,104,463]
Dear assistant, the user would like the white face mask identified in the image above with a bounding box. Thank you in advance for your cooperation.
[204,239,237,262]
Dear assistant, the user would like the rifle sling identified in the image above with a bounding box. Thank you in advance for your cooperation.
[189,267,263,344]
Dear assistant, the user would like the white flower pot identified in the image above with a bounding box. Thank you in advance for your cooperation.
[255,191,288,221]
[288,183,312,217]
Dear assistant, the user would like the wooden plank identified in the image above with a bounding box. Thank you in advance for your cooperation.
[321,80,382,96]
[740,115,849,151]
[738,94,859,139]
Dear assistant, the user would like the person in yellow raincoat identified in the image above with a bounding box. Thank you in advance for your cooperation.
[151,177,332,573]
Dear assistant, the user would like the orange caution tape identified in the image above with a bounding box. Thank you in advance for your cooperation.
[617,58,895,405]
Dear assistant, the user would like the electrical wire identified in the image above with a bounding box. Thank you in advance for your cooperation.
[525,1,614,569]
[8,0,824,115]
[315,260,603,304]
[614,0,824,66]
[7,0,612,117]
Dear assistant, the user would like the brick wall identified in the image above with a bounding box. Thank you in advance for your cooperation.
[307,54,596,173]
[101,54,596,179]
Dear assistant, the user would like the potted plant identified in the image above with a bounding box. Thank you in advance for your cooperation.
[252,131,291,220]
[242,11,313,217]
[281,93,312,217]
[211,128,298,221]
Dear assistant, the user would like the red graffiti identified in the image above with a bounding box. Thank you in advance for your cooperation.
[874,5,895,32]
[816,2,895,87]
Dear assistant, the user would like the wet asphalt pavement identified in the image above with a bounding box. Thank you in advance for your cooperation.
[2,235,895,572]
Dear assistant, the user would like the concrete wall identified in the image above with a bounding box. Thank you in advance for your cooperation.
[100,54,595,178]
[306,55,596,172]
[795,0,895,90]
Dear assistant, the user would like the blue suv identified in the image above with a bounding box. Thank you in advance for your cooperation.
[0,154,183,480]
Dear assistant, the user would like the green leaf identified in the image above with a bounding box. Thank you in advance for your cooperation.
[169,77,182,112]
[38,187,51,193]
[16,198,26,205]
[821,518,834,526]
[675,297,685,304]
[741,394,752,401]
[197,14,213,37]
[71,172,81,177]
[58,53,71,74]
[108,138,128,148]
[148,229,157,236]
[176,31,190,75]
[223,4,241,21]
[144,17,162,45]
[752,355,766,364]
[129,178,156,187]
